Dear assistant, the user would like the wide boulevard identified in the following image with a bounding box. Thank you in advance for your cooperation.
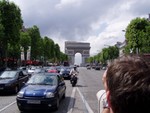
[0,67,105,113]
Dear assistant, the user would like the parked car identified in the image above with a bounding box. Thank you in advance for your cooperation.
[16,73,66,111]
[59,66,71,79]
[0,70,29,94]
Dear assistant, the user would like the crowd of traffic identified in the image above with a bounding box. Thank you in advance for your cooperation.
[86,64,107,70]
[0,64,76,112]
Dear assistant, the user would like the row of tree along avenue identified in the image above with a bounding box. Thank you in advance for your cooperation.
[87,17,150,66]
[0,0,68,69]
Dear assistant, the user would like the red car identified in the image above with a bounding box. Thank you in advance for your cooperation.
[47,67,58,73]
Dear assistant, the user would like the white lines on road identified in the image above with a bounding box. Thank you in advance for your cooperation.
[67,87,94,113]
[67,87,77,113]
[0,101,16,112]
[77,87,94,113]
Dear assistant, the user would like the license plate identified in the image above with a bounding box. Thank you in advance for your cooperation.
[27,100,41,104]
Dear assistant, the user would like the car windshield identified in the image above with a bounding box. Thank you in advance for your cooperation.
[0,71,17,79]
[27,74,57,85]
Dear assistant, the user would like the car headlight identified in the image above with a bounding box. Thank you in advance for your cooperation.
[46,92,54,98]
[17,91,24,98]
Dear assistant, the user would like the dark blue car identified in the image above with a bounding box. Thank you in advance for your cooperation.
[16,73,66,111]
[59,66,71,79]
[0,70,29,94]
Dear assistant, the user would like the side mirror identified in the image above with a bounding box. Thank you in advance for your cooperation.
[96,90,106,113]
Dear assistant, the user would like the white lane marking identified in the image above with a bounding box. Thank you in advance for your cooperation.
[77,87,94,113]
[67,87,76,113]
[0,101,16,112]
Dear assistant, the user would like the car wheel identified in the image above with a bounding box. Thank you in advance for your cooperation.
[18,106,24,112]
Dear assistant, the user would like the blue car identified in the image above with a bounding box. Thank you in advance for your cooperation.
[0,70,29,94]
[59,66,71,79]
[16,73,66,111]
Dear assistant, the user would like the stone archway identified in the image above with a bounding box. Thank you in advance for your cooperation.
[65,41,90,66]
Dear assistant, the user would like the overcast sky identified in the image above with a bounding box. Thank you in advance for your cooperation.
[10,0,150,64]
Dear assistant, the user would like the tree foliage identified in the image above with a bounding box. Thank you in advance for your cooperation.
[125,17,150,54]
[20,31,31,60]
[0,0,69,67]
[28,25,42,60]
[0,0,23,67]
[87,45,119,64]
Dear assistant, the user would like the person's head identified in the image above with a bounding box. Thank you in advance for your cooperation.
[74,66,77,70]
[105,55,150,113]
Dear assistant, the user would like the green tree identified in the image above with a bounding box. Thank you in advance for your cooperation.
[0,20,4,66]
[28,25,41,60]
[0,0,23,67]
[20,32,31,61]
[7,43,20,67]
[59,52,68,64]
[125,17,150,54]
[54,43,60,63]
[43,37,52,63]
[48,38,55,61]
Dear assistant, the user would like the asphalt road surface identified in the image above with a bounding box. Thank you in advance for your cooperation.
[0,67,105,113]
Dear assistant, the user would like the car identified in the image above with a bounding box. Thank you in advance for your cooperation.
[34,68,46,74]
[101,66,107,70]
[55,66,62,73]
[86,65,91,69]
[59,66,71,79]
[95,65,101,70]
[27,68,36,77]
[46,66,58,73]
[0,70,29,94]
[16,73,66,111]
[18,66,28,76]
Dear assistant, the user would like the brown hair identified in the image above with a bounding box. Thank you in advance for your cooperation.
[106,55,150,113]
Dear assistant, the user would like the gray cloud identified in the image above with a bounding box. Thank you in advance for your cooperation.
[129,0,150,16]
[10,0,150,56]
[13,0,122,41]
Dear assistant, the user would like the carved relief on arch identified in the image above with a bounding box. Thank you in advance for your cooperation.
[67,50,74,55]
[83,50,89,55]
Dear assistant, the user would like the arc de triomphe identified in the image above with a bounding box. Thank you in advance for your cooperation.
[65,41,90,66]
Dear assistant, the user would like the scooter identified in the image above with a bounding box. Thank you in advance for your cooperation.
[70,73,78,87]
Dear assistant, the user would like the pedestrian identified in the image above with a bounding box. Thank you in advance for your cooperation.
[101,55,150,113]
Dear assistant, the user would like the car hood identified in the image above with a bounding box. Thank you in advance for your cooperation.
[22,85,57,97]
[0,78,14,84]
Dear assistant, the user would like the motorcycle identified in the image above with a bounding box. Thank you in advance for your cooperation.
[70,73,78,87]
